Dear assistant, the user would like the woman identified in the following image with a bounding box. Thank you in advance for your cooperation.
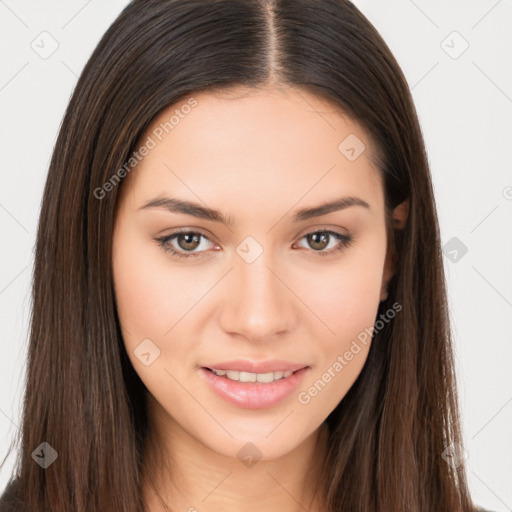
[0,0,495,511]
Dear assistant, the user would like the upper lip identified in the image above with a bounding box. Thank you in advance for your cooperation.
[202,359,309,373]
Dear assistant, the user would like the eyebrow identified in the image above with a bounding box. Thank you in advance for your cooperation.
[138,195,371,226]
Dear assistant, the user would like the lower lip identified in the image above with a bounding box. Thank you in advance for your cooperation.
[199,367,310,409]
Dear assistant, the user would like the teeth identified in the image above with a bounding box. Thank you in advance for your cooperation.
[211,369,294,382]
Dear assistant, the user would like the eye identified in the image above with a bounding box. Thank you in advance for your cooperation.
[155,228,354,259]
[294,229,354,257]
[155,230,216,259]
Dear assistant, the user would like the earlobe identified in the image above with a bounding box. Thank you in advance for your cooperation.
[379,256,392,302]
[380,199,409,301]
[392,199,409,230]
[379,244,394,302]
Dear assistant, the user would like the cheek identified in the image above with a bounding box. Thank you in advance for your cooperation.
[112,233,210,382]
[112,238,195,397]
[112,233,199,337]
[293,251,384,340]
[293,250,384,410]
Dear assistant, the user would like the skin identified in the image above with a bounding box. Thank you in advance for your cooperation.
[112,85,408,512]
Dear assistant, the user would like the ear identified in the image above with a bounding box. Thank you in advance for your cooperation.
[380,200,409,302]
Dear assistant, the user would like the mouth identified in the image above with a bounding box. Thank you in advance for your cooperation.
[199,365,310,409]
[202,367,304,383]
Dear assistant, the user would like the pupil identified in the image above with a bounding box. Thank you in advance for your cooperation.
[179,233,200,250]
[309,232,328,250]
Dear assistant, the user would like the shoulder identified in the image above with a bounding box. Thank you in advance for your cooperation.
[0,477,23,511]
[0,480,500,512]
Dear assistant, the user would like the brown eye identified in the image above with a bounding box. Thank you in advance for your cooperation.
[296,229,354,257]
[306,232,330,251]
[155,230,215,259]
[156,228,354,260]
[176,232,201,251]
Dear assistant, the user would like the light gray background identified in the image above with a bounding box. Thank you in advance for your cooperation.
[1,1,511,510]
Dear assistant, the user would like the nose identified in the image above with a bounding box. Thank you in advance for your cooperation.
[218,252,297,342]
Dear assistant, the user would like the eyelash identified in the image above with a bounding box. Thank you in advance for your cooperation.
[155,229,354,260]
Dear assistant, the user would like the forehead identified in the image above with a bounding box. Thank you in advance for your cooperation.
[119,86,385,220]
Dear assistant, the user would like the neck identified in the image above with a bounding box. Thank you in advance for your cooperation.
[141,398,329,512]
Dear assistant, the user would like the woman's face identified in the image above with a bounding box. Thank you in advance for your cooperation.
[112,86,394,461]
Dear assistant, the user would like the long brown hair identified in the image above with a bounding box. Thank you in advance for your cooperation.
[0,0,475,511]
